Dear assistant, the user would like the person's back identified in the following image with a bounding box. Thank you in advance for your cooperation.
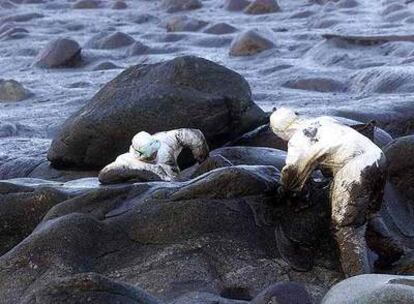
[287,116,384,176]
[100,128,209,184]
[270,107,399,277]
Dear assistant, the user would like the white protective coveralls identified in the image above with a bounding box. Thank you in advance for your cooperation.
[99,128,209,184]
[270,108,387,277]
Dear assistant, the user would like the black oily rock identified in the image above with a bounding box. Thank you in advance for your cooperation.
[35,37,82,68]
[182,146,286,180]
[384,135,414,200]
[0,181,72,255]
[0,165,342,304]
[47,56,266,169]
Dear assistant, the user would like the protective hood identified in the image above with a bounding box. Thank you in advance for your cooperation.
[270,107,300,140]
[130,131,161,160]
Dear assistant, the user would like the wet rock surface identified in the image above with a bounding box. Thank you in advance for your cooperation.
[1,142,413,303]
[322,274,414,304]
[384,135,414,200]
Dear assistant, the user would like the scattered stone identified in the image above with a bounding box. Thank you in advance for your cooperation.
[166,16,208,32]
[127,41,150,56]
[224,0,250,11]
[162,0,202,13]
[322,274,414,304]
[244,0,280,14]
[72,0,101,9]
[92,61,120,71]
[47,56,266,169]
[35,37,82,68]
[0,121,18,137]
[0,79,31,102]
[203,23,237,35]
[112,0,127,9]
[87,31,135,49]
[229,30,274,56]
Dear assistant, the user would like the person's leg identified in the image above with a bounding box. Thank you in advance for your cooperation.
[331,161,372,277]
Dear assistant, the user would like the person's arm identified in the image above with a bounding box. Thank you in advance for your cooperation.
[281,137,328,192]
[172,128,210,163]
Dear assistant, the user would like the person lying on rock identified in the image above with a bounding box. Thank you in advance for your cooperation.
[270,107,402,277]
[98,129,209,184]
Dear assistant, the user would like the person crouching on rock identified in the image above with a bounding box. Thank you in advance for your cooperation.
[270,107,402,277]
[99,129,209,184]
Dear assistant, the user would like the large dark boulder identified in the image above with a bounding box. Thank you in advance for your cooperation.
[47,56,266,169]
[384,135,414,200]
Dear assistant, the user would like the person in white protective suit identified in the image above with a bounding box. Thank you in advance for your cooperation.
[269,107,401,277]
[99,128,209,184]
